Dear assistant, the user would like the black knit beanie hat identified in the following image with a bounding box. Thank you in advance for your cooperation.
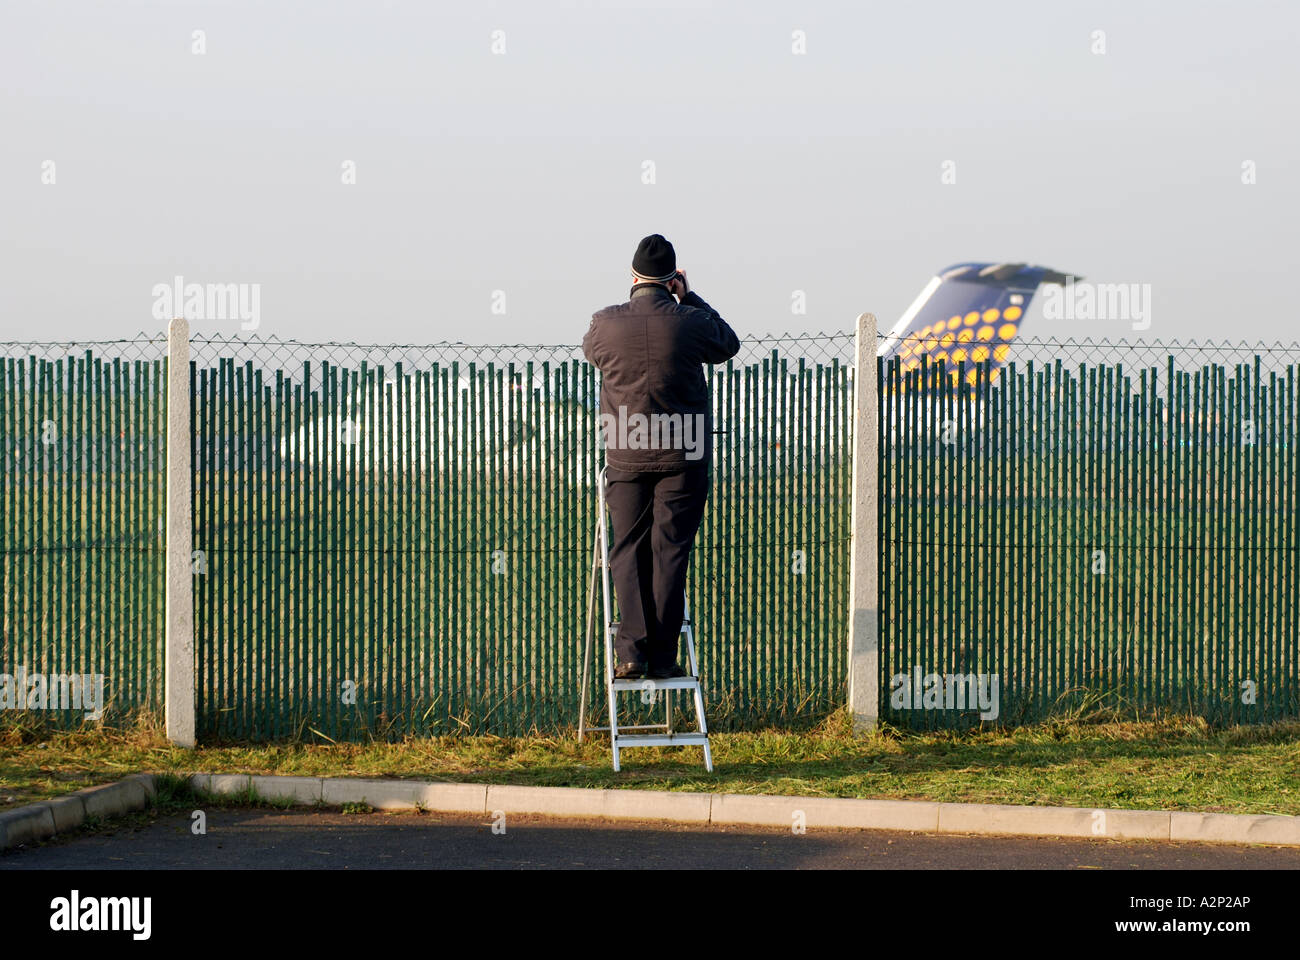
[631,234,677,283]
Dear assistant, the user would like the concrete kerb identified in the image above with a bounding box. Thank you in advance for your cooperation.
[712,794,942,832]
[187,775,1300,846]
[0,804,57,849]
[44,795,88,833]
[79,777,150,820]
[251,776,325,805]
[192,774,489,815]
[7,773,1300,850]
[0,774,160,851]
[936,802,1172,841]
[189,773,252,797]
[322,778,486,813]
[1170,811,1300,845]
[486,784,712,822]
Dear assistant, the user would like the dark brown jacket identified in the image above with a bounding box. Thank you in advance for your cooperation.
[583,283,740,473]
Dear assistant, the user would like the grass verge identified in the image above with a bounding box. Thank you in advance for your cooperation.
[2,710,1298,817]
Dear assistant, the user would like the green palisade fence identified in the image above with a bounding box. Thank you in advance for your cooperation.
[1,343,168,726]
[879,351,1300,729]
[4,334,1299,739]
[188,339,854,739]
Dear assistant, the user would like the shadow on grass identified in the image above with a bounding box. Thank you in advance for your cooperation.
[5,708,1298,814]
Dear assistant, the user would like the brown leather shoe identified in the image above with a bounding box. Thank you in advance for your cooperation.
[614,661,647,679]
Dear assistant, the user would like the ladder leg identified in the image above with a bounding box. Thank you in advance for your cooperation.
[597,466,622,773]
[691,678,709,738]
[577,531,600,742]
[607,674,621,773]
[682,596,700,677]
[692,683,711,771]
[683,592,712,772]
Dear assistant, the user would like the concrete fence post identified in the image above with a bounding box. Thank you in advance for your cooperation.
[847,312,879,732]
[165,316,196,747]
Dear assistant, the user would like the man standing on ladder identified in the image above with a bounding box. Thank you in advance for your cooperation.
[582,234,740,680]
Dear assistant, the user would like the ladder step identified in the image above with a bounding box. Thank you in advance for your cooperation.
[607,620,692,633]
[611,676,699,691]
[614,733,709,748]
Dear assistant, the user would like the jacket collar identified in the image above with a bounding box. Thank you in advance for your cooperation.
[629,281,672,301]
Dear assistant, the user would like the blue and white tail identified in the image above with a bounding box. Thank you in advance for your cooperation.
[877,262,1079,386]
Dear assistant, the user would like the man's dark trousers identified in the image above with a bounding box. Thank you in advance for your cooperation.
[605,464,709,670]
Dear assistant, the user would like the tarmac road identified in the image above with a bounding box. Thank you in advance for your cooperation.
[4,808,1300,869]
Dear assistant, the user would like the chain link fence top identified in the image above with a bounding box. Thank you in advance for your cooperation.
[186,330,856,378]
[0,334,168,365]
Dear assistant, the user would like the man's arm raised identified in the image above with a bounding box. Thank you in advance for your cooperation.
[682,291,740,363]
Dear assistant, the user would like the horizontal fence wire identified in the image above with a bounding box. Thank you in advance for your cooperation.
[2,329,1298,737]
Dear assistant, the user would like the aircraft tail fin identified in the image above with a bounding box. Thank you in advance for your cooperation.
[877,262,1080,386]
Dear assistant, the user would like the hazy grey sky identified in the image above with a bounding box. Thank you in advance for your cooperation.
[2,0,1296,346]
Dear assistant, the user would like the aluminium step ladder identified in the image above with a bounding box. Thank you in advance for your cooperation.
[577,466,713,772]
